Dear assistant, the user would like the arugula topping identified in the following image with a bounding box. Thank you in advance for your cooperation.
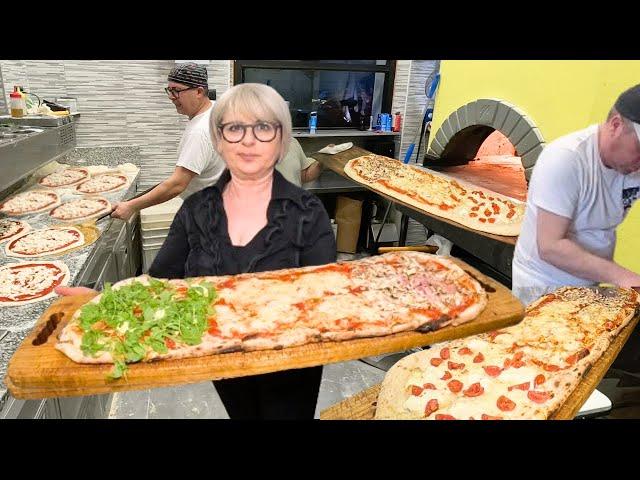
[78,279,217,379]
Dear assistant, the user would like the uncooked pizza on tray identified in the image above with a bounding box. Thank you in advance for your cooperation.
[5,226,85,258]
[0,261,70,307]
[49,196,112,223]
[75,172,129,195]
[55,252,488,378]
[0,189,61,216]
[38,168,90,188]
[0,219,32,244]
[344,154,525,236]
[375,286,640,420]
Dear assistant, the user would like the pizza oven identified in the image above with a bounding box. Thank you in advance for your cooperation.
[423,98,541,203]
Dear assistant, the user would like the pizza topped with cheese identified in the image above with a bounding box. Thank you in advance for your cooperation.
[55,252,488,379]
[75,173,129,195]
[0,190,61,216]
[344,154,525,236]
[49,197,112,222]
[5,226,85,258]
[0,261,70,307]
[38,168,90,188]
[375,286,640,420]
[0,219,31,243]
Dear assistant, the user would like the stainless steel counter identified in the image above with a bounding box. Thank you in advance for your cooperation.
[0,149,142,418]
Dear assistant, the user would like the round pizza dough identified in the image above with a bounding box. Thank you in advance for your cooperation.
[5,226,86,258]
[0,189,61,216]
[0,260,70,307]
[38,168,90,189]
[0,219,32,244]
[49,196,112,223]
[74,173,129,195]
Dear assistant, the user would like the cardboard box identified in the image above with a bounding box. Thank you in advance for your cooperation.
[335,196,363,253]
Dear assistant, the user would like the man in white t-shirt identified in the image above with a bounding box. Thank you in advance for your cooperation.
[276,137,323,187]
[111,63,225,220]
[512,84,640,306]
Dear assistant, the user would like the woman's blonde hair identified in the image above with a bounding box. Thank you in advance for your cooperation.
[210,83,292,161]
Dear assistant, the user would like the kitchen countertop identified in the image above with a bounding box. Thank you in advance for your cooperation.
[293,129,400,138]
[0,146,142,412]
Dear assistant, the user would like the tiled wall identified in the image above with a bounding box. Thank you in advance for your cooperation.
[391,60,439,163]
[390,60,440,245]
[0,60,233,190]
[0,60,434,190]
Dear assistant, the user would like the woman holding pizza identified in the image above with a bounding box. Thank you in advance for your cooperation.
[58,83,337,419]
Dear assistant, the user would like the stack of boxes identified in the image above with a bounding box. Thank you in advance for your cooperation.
[140,197,183,272]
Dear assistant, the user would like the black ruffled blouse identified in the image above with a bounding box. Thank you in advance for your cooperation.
[149,169,337,279]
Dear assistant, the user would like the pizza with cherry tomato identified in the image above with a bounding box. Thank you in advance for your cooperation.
[344,154,525,236]
[55,252,487,379]
[375,286,640,420]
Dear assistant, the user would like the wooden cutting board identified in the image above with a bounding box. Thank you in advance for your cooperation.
[319,313,640,420]
[314,146,517,246]
[5,257,524,400]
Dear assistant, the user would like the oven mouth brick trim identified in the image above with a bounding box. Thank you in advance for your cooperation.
[427,99,545,181]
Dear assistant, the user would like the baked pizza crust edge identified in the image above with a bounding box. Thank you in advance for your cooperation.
[343,157,522,237]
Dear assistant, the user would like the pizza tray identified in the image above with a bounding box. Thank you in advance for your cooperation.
[5,257,525,399]
[313,146,517,246]
[5,224,100,258]
[319,313,640,420]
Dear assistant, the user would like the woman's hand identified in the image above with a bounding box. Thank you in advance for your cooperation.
[55,286,98,296]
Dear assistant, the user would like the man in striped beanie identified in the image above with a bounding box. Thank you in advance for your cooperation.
[111,62,224,220]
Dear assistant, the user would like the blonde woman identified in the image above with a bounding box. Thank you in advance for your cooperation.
[60,83,336,419]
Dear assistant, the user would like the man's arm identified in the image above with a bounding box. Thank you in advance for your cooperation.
[301,159,323,184]
[537,207,640,288]
[111,166,196,220]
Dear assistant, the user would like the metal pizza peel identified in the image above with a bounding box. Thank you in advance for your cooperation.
[94,183,159,223]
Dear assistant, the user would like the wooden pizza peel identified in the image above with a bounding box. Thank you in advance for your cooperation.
[5,257,525,399]
[319,309,640,421]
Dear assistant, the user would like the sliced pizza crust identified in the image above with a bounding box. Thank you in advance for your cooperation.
[0,260,70,307]
[375,286,640,420]
[55,252,488,369]
[344,155,525,237]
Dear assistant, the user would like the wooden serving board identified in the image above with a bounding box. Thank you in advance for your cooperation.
[319,314,640,420]
[314,146,517,246]
[5,258,524,400]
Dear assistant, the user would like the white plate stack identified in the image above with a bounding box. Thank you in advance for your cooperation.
[140,197,184,272]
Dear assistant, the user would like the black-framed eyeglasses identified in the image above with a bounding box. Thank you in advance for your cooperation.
[165,86,199,98]
[218,122,282,143]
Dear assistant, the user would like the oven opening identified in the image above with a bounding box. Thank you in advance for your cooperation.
[423,99,546,202]
[427,130,528,202]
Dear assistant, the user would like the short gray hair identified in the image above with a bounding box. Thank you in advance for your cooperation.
[608,107,636,134]
[210,83,292,161]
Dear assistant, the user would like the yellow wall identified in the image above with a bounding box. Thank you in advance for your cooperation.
[429,60,640,272]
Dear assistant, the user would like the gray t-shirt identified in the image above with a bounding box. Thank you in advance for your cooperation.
[276,137,316,187]
[175,103,225,199]
[512,124,640,304]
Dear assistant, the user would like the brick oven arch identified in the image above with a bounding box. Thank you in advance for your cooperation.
[426,99,546,181]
